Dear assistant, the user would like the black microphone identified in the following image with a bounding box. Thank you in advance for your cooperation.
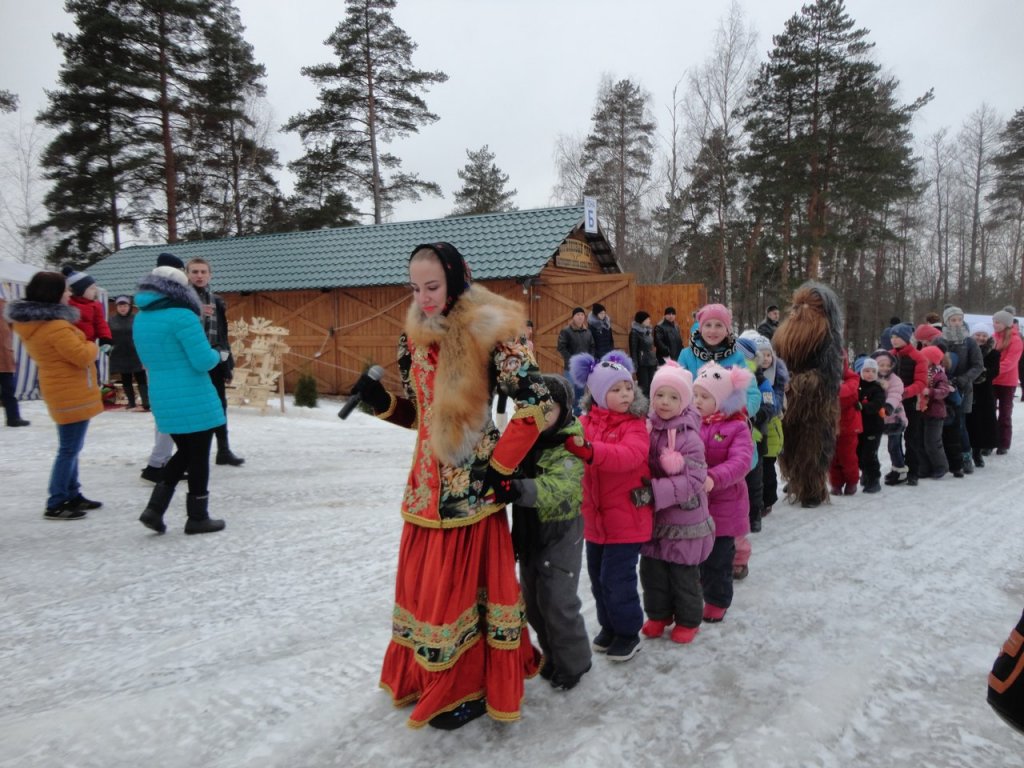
[338,365,385,420]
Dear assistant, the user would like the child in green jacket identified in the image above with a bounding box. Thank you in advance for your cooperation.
[495,374,592,691]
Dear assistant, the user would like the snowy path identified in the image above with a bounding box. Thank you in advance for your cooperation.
[1,398,1022,767]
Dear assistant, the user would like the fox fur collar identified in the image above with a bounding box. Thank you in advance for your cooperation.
[405,283,526,466]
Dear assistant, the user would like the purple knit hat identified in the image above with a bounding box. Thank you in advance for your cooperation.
[569,350,634,409]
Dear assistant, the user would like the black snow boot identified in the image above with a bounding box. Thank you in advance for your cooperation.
[862,474,882,494]
[184,493,225,535]
[139,483,175,534]
[749,505,762,533]
[215,426,245,466]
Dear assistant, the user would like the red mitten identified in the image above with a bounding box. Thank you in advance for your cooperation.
[564,435,594,463]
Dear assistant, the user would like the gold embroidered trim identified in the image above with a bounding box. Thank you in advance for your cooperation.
[400,502,504,529]
[511,403,546,430]
[489,456,515,475]
[375,392,398,420]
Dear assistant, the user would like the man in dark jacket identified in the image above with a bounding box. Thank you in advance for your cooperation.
[757,305,780,340]
[653,306,683,364]
[187,258,244,466]
[557,307,594,414]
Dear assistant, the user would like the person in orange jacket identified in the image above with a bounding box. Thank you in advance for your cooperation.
[4,271,104,520]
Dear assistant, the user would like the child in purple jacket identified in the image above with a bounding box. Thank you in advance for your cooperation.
[692,362,755,623]
[639,361,713,645]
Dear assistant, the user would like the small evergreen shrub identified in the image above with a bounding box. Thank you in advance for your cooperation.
[294,372,319,408]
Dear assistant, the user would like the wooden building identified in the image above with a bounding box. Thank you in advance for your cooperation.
[87,206,705,395]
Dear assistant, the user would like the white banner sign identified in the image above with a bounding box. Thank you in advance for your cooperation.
[584,196,598,234]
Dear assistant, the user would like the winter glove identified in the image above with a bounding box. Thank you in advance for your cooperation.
[490,476,521,504]
[630,478,653,508]
[98,344,113,355]
[350,368,392,413]
[855,400,863,411]
[882,403,894,416]
[564,435,594,463]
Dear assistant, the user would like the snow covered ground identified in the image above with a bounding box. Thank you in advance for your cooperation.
[1,396,1022,768]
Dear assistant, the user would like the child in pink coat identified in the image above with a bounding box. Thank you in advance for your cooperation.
[692,362,754,623]
[567,350,652,662]
[639,361,713,645]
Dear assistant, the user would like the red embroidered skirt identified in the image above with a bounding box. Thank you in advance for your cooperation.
[379,512,539,728]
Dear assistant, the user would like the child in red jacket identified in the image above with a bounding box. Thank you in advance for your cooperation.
[829,355,863,495]
[567,350,652,663]
[61,267,112,346]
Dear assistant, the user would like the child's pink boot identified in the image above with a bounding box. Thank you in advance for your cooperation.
[670,625,700,644]
[641,618,673,638]
[703,603,727,623]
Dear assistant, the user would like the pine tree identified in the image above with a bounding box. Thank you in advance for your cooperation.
[35,0,161,264]
[0,91,17,113]
[450,145,517,216]
[740,0,927,288]
[988,107,1024,305]
[582,77,656,268]
[178,0,280,239]
[284,0,448,224]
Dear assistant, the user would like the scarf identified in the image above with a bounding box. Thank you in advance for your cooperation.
[689,328,737,364]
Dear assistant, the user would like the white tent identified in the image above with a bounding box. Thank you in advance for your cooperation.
[1,259,41,399]
[1,259,110,400]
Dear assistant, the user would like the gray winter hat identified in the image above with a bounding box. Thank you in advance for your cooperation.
[942,305,964,324]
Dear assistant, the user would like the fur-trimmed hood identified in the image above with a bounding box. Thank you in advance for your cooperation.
[4,300,80,325]
[579,388,649,418]
[405,283,526,466]
[134,273,202,315]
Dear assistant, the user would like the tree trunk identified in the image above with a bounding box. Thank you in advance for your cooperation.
[158,11,177,243]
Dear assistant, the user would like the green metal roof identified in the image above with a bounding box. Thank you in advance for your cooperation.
[86,205,616,295]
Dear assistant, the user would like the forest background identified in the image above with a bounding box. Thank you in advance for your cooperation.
[1,0,1023,350]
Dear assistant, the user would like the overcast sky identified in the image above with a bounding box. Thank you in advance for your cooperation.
[2,0,1023,234]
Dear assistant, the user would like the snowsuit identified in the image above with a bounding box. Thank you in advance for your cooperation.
[829,364,862,491]
[580,396,653,644]
[510,418,591,684]
[917,363,953,478]
[639,405,712,630]
[857,378,887,488]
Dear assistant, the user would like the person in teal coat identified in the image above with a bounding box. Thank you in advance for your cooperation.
[132,265,226,535]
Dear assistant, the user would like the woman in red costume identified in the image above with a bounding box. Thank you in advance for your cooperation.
[351,242,549,730]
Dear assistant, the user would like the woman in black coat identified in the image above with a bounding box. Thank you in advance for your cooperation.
[108,296,148,410]
[967,323,999,466]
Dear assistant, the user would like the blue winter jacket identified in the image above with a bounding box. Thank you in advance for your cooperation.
[132,274,225,435]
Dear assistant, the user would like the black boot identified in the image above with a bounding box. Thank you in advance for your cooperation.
[215,426,244,466]
[749,506,762,533]
[139,483,175,534]
[863,474,882,493]
[184,493,225,535]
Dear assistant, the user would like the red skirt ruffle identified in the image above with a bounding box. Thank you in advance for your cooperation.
[379,513,539,728]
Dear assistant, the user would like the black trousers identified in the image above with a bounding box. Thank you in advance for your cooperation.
[699,536,736,610]
[857,432,882,481]
[1,372,22,424]
[164,429,214,497]
[640,556,703,629]
[209,363,232,452]
[120,370,149,408]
